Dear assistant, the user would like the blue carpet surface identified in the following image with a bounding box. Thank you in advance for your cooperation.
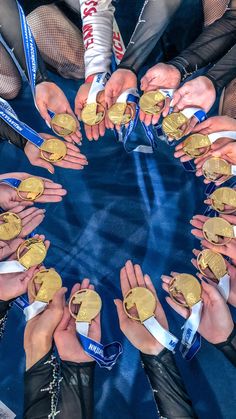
[0,72,236,419]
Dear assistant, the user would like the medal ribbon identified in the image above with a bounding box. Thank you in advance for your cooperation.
[76,323,122,370]
[0,260,26,274]
[24,301,48,321]
[181,107,206,123]
[143,316,178,352]
[208,131,236,143]
[218,273,230,301]
[180,300,203,359]
[0,98,45,148]
[87,72,110,104]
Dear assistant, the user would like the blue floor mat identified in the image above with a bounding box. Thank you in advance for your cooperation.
[0,73,236,419]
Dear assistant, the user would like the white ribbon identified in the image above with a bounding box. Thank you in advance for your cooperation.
[232,225,236,237]
[230,166,236,176]
[208,131,236,144]
[181,107,204,119]
[0,260,26,274]
[116,88,139,103]
[87,72,109,104]
[143,316,178,352]
[182,300,202,347]
[76,322,89,337]
[159,88,175,99]
[218,273,230,301]
[24,301,48,321]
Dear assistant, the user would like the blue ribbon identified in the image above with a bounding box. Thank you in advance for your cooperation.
[179,333,201,360]
[14,295,29,311]
[0,178,21,188]
[0,101,44,147]
[78,333,123,369]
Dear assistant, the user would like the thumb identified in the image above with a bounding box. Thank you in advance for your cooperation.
[201,280,222,302]
[55,307,71,332]
[114,299,128,328]
[140,75,149,91]
[211,144,231,157]
[170,89,182,108]
[51,287,67,310]
[36,101,51,126]
[34,159,55,174]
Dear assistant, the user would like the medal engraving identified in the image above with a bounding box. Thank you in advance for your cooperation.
[40,138,67,162]
[210,187,236,214]
[0,212,22,240]
[69,289,102,323]
[17,177,44,201]
[81,103,105,126]
[123,287,156,322]
[108,103,134,125]
[183,133,210,158]
[203,217,234,245]
[17,238,47,269]
[139,91,165,115]
[51,113,77,136]
[29,268,62,303]
[197,249,227,282]
[169,274,201,308]
[162,112,188,140]
[202,157,231,183]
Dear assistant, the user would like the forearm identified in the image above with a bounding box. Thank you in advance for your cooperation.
[0,118,27,150]
[119,0,182,74]
[141,350,197,418]
[58,360,95,419]
[80,0,114,78]
[168,5,236,79]
[0,0,49,85]
[214,324,236,367]
[206,44,236,91]
[24,349,61,419]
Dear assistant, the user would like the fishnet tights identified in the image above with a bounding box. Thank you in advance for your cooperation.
[203,0,230,26]
[0,45,21,99]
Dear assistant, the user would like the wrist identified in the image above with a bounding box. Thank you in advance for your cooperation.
[25,339,52,370]
[117,65,137,78]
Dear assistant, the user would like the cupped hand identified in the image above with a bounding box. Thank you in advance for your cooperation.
[191,248,236,308]
[54,279,101,363]
[161,272,234,344]
[140,63,181,126]
[24,133,88,173]
[0,205,45,239]
[114,260,168,355]
[75,81,107,141]
[192,116,236,135]
[0,266,37,301]
[35,81,81,144]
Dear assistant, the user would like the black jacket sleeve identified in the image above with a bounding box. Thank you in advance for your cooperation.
[58,360,95,419]
[205,44,236,91]
[0,119,27,150]
[214,324,236,367]
[0,0,49,85]
[140,350,197,418]
[168,4,236,84]
[0,300,12,340]
[118,0,183,74]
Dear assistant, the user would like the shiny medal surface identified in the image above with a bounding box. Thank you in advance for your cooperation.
[108,102,134,125]
[29,268,62,303]
[162,112,188,140]
[51,113,77,136]
[210,187,236,214]
[0,212,22,240]
[17,238,47,269]
[183,133,211,158]
[197,249,227,283]
[81,103,105,126]
[40,138,67,162]
[203,217,234,245]
[69,289,102,323]
[202,157,231,183]
[169,274,201,308]
[123,287,156,323]
[139,91,165,115]
[17,177,44,201]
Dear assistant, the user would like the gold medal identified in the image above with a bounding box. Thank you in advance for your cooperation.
[17,177,44,201]
[123,287,156,323]
[210,187,236,214]
[162,112,188,140]
[197,249,227,283]
[17,238,47,269]
[169,274,201,308]
[29,268,62,303]
[183,133,211,158]
[139,91,166,115]
[81,103,105,126]
[108,103,134,125]
[0,212,22,240]
[40,138,67,162]
[51,113,77,136]
[69,289,102,323]
[203,217,234,245]
[202,157,232,183]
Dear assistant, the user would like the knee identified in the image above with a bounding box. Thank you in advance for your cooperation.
[0,79,22,100]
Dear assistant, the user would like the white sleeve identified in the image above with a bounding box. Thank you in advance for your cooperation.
[80,0,115,78]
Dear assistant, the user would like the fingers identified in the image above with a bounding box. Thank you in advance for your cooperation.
[125,260,138,288]
[165,296,189,318]
[37,101,51,126]
[114,299,129,330]
[134,264,145,287]
[55,306,71,332]
[70,283,81,298]
[144,274,157,297]
[120,266,130,297]
[51,287,67,309]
